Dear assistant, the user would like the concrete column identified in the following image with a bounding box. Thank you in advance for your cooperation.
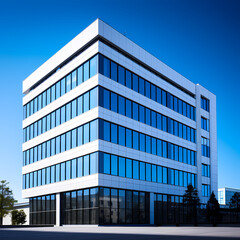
[56,193,61,226]
[150,192,154,225]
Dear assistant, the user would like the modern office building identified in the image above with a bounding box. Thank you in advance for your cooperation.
[218,188,240,205]
[22,19,217,225]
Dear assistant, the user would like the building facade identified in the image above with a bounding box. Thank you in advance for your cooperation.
[218,188,240,205]
[22,19,217,225]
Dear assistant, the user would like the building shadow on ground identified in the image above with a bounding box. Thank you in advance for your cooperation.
[0,229,239,240]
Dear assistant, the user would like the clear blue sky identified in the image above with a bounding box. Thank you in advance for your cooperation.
[0,0,239,202]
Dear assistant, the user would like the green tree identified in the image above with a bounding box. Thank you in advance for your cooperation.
[229,192,240,210]
[0,180,16,225]
[207,192,220,225]
[229,192,240,223]
[183,184,200,225]
[11,210,26,225]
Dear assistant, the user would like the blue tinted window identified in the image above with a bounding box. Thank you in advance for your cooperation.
[132,102,139,121]
[163,167,167,184]
[162,116,167,131]
[157,166,162,183]
[83,123,90,144]
[139,105,145,123]
[118,65,125,85]
[103,121,110,141]
[157,139,162,157]
[103,153,110,174]
[151,111,156,128]
[126,99,132,118]
[162,90,166,106]
[146,109,151,125]
[90,56,97,78]
[83,155,90,176]
[146,163,151,181]
[66,161,71,180]
[139,77,145,95]
[146,136,151,154]
[151,138,157,155]
[119,126,126,146]
[61,162,65,181]
[103,57,110,78]
[157,88,162,104]
[145,81,150,98]
[132,74,138,92]
[140,162,146,181]
[139,133,145,152]
[77,126,83,146]
[151,85,156,101]
[77,96,83,115]
[66,75,71,93]
[110,61,117,82]
[77,157,83,177]
[90,87,98,109]
[119,157,125,177]
[133,160,139,179]
[90,153,98,174]
[72,70,77,89]
[77,66,83,85]
[111,123,118,144]
[126,158,132,178]
[118,96,125,115]
[103,89,110,109]
[72,158,77,179]
[126,70,132,89]
[83,92,90,113]
[111,92,118,112]
[83,61,89,82]
[126,129,132,148]
[152,165,156,182]
[111,155,118,176]
[90,120,98,141]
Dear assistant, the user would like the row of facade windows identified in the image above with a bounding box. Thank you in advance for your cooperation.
[100,87,196,143]
[23,119,98,166]
[99,54,196,121]
[23,119,196,167]
[23,55,98,119]
[29,194,56,225]
[23,87,98,142]
[202,184,211,197]
[100,119,196,166]
[23,152,98,189]
[201,117,209,132]
[201,96,210,112]
[22,151,196,190]
[201,137,210,158]
[202,164,210,178]
[63,187,149,225]
[100,152,197,187]
[63,187,99,224]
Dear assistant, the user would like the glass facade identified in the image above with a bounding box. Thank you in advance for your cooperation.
[99,54,196,121]
[23,151,196,189]
[99,152,197,188]
[201,137,210,158]
[202,164,210,177]
[201,117,209,132]
[201,96,210,112]
[29,194,56,225]
[23,87,98,142]
[202,184,211,197]
[23,119,98,166]
[99,119,196,166]
[99,87,196,143]
[23,55,98,120]
[60,187,149,225]
[23,152,98,189]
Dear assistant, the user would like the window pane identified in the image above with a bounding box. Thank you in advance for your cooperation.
[83,155,90,176]
[83,61,90,81]
[126,158,132,178]
[133,160,139,179]
[110,61,117,81]
[118,65,125,85]
[103,153,110,174]
[111,155,118,176]
[90,55,97,78]
[140,162,146,181]
[119,157,125,177]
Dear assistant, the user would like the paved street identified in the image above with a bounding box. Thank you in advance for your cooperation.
[1,226,240,240]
